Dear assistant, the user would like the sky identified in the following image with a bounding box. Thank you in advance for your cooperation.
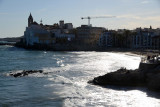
[0,0,160,38]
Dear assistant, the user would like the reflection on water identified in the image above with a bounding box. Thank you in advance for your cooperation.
[0,46,160,107]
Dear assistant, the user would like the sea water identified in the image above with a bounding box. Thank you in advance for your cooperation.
[0,45,160,107]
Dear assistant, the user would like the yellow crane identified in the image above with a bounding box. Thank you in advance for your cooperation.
[81,16,115,26]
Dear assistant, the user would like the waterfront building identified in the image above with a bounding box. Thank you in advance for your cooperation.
[153,28,160,49]
[76,25,105,46]
[23,13,75,46]
[24,24,56,46]
[99,31,113,47]
[132,27,155,49]
[98,26,160,49]
[99,29,134,48]
[152,35,160,49]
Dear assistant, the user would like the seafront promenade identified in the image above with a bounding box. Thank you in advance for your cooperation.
[15,41,160,57]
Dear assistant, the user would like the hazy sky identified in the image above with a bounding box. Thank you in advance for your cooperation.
[0,0,160,38]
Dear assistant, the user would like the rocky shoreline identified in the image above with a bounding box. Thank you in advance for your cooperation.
[9,70,44,77]
[88,64,160,92]
[8,62,160,92]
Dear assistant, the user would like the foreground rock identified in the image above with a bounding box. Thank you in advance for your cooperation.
[89,68,145,86]
[9,70,43,77]
[88,66,160,92]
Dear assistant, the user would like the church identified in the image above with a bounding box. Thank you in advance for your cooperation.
[23,13,75,46]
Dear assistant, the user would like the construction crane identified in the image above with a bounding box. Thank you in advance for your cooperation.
[81,16,115,26]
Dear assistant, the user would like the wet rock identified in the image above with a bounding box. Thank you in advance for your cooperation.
[89,68,145,87]
[88,67,160,92]
[10,70,43,78]
[39,70,43,73]
[13,73,22,78]
[43,72,48,75]
[147,73,160,91]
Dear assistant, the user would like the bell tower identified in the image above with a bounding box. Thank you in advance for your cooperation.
[28,13,33,27]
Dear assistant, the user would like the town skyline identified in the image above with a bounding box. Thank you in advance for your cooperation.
[0,0,160,38]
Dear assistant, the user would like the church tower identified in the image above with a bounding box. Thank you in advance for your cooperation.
[28,13,33,27]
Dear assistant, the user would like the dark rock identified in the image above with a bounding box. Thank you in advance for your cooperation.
[13,73,22,78]
[43,73,48,75]
[147,73,160,91]
[39,70,43,73]
[90,68,145,87]
[10,70,43,78]
[88,66,160,92]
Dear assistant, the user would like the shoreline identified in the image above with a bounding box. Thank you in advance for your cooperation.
[2,42,159,56]
[2,44,160,92]
[15,43,160,56]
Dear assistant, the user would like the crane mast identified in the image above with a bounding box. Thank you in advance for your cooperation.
[81,16,115,26]
[81,17,91,26]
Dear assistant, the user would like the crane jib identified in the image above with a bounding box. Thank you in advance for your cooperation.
[81,16,115,26]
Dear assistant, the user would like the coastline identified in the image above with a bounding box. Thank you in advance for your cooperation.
[2,44,160,92]
[14,42,160,57]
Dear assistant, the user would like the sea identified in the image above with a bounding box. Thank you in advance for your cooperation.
[0,45,160,107]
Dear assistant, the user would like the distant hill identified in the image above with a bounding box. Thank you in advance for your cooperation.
[0,37,23,42]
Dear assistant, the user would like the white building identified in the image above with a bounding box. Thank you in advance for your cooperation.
[24,24,56,46]
[23,13,75,46]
